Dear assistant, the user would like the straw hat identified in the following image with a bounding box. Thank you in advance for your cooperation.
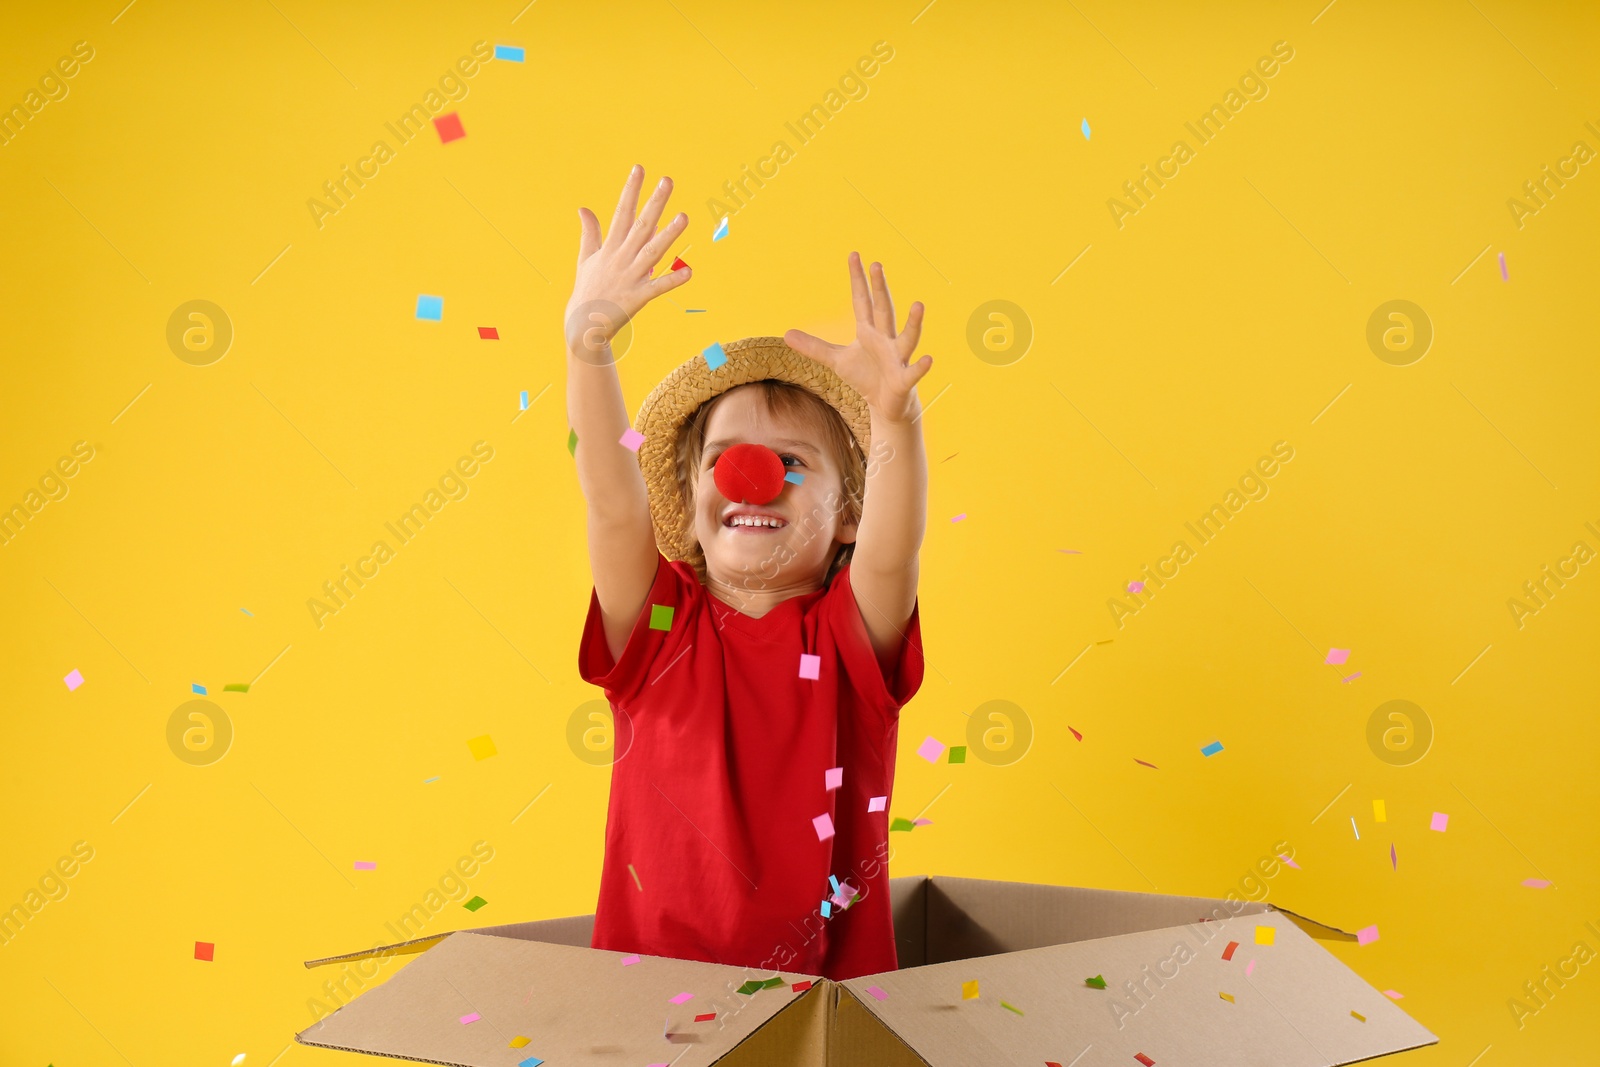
[634,336,872,563]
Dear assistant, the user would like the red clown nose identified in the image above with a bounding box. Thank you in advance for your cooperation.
[713,443,787,505]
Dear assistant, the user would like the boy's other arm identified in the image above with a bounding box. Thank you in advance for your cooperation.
[566,166,692,663]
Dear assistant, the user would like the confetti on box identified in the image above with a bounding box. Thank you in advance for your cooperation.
[813,813,835,841]
[1000,1000,1023,1015]
[713,216,729,241]
[619,428,646,451]
[1222,940,1239,961]
[948,746,967,764]
[510,1036,531,1047]
[1255,926,1274,945]
[1245,959,1256,976]
[1084,974,1107,988]
[917,736,945,763]
[1135,1055,1155,1066]
[191,683,205,694]
[961,979,980,999]
[464,895,487,911]
[460,1012,481,1025]
[1200,740,1223,756]
[1430,811,1449,832]
[194,941,215,961]
[868,795,886,812]
[433,112,465,143]
[669,992,694,1004]
[792,980,813,992]
[825,766,843,790]
[671,256,689,271]
[518,1058,543,1067]
[1325,647,1350,665]
[695,1012,717,1022]
[621,954,640,965]
[799,653,821,680]
[1373,799,1387,822]
[479,326,499,339]
[1357,924,1379,945]
[703,342,727,370]
[649,604,674,631]
[495,44,525,61]
[1219,991,1235,1003]
[1351,1010,1366,1022]
[416,294,443,320]
[865,985,887,1001]
[467,735,497,760]
[1081,117,1091,139]
[353,860,376,871]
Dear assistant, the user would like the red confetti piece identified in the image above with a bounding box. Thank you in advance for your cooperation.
[671,257,689,271]
[1222,940,1239,961]
[478,326,499,340]
[694,1012,716,1022]
[1135,1055,1155,1066]
[194,941,215,961]
[792,980,813,992]
[1134,758,1158,769]
[433,112,466,143]
[1068,726,1083,741]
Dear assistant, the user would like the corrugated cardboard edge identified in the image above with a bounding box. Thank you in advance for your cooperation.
[304,932,452,969]
[293,1030,465,1067]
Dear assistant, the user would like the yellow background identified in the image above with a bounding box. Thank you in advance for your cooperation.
[2,0,1597,1062]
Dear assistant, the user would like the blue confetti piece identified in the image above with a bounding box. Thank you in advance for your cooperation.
[495,45,525,62]
[821,899,832,918]
[415,294,443,321]
[1081,117,1091,139]
[712,216,729,241]
[702,342,727,370]
[519,390,529,410]
[784,471,804,485]
[518,1058,543,1067]
[1201,740,1223,756]
[191,683,206,695]
[830,874,840,893]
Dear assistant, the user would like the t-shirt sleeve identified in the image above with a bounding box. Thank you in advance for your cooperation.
[823,563,925,715]
[578,550,699,710]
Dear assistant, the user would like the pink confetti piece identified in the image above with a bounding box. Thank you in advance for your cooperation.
[1127,580,1145,593]
[917,736,945,763]
[63,668,84,691]
[1357,924,1379,946]
[619,428,646,451]
[1245,959,1256,976]
[813,813,835,841]
[353,860,377,870]
[824,766,843,790]
[1341,672,1362,683]
[913,817,932,826]
[867,795,887,812]
[1325,648,1350,665]
[459,1012,481,1025]
[1522,878,1552,888]
[669,992,694,1005]
[1499,251,1508,280]
[798,653,821,680]
[1278,853,1300,870]
[1383,989,1404,1000]
[1389,844,1397,869]
[1058,548,1082,554]
[951,513,966,522]
[1430,811,1448,832]
[621,954,641,966]
[865,985,888,1001]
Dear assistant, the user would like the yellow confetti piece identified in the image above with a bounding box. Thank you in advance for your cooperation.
[1255,925,1275,945]
[1351,1010,1366,1022]
[961,980,980,1000]
[1373,799,1387,822]
[1000,1000,1023,1015]
[629,863,643,891]
[467,734,497,760]
[509,1036,531,1048]
[1219,991,1235,1003]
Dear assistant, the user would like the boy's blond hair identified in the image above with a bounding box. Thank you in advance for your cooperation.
[671,379,867,589]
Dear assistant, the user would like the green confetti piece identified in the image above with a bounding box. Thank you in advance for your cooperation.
[463,895,487,912]
[947,746,967,764]
[1085,974,1107,989]
[649,604,675,631]
[736,980,765,995]
[223,683,250,693]
[567,428,578,456]
[760,976,784,989]
[889,817,915,832]
[1000,1000,1024,1015]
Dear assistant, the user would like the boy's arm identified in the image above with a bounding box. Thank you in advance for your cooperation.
[567,165,692,663]
[785,254,933,663]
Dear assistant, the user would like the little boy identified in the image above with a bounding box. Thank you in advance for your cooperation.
[566,165,933,981]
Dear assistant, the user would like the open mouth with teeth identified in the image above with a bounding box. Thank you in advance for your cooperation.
[724,514,788,532]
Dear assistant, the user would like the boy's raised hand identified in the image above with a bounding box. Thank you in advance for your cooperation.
[566,165,691,358]
[784,253,933,424]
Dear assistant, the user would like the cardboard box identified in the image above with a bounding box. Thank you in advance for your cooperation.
[298,875,1437,1066]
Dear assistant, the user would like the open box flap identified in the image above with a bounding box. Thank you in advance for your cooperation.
[839,909,1436,1067]
[303,913,596,969]
[296,931,822,1067]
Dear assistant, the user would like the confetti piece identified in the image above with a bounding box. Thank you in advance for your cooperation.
[232,1056,246,1066]
[1325,647,1350,665]
[240,608,253,615]
[1351,1010,1366,1022]
[695,1012,716,1022]
[415,294,443,320]
[1081,117,1091,139]
[784,471,805,484]
[1499,251,1508,280]
[223,683,249,693]
[670,256,689,271]
[467,735,497,760]
[1222,941,1239,961]
[460,1012,481,1025]
[1058,548,1081,553]
[510,1036,531,1047]
[865,985,887,1001]
[191,683,206,694]
[799,653,821,680]
[830,874,841,893]
[951,512,966,522]
[628,863,643,891]
[1255,926,1274,946]
[353,861,376,871]
[1127,581,1144,593]
[702,341,727,369]
[619,428,646,451]
[1341,672,1362,683]
[621,954,640,965]
[813,813,835,841]
[195,941,215,961]
[670,992,694,1004]
[424,776,440,783]
[1245,959,1255,976]
[825,766,843,790]
[1134,758,1158,769]
[1390,844,1397,869]
[1219,991,1234,1003]
[913,817,932,826]
[890,817,915,831]
[479,326,499,339]
[792,980,813,992]
[433,112,465,143]
[519,390,529,410]
[948,746,967,764]
[821,899,832,917]
[1430,811,1449,832]
[1523,878,1552,888]
[1357,924,1379,945]
[1068,725,1083,741]
[917,736,946,762]
[685,309,707,313]
[494,44,525,61]
[649,604,675,631]
[1351,816,1360,840]
[868,795,886,812]
[1382,989,1404,999]
[1200,740,1223,757]
[464,895,487,911]
[713,216,729,241]
[1084,974,1107,989]
[1000,1000,1024,1015]
[567,428,578,456]
[1135,1055,1155,1067]
[518,1058,543,1067]
[961,979,980,999]
[1373,799,1387,822]
[1279,854,1299,869]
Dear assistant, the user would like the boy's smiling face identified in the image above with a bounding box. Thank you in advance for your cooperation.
[691,384,858,612]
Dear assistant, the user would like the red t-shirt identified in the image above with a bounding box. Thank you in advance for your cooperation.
[578,550,924,980]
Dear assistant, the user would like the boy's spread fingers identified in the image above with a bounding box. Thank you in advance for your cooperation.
[605,166,645,249]
[847,253,873,329]
[897,301,924,354]
[869,262,895,338]
[625,178,673,255]
[638,212,689,269]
